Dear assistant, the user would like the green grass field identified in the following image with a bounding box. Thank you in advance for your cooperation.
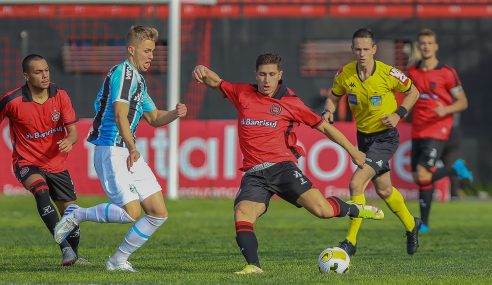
[0,195,491,284]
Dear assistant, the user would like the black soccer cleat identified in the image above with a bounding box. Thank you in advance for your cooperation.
[406,217,422,255]
[338,239,357,256]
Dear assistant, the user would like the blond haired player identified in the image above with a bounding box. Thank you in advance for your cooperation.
[54,25,187,272]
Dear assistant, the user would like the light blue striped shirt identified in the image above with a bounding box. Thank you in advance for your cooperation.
[87,60,156,147]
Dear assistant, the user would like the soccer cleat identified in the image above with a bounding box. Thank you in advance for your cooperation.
[75,257,90,265]
[60,247,78,266]
[406,217,422,255]
[234,264,264,275]
[106,258,138,272]
[54,206,80,244]
[338,239,357,257]
[419,223,429,234]
[348,201,385,220]
[452,159,473,182]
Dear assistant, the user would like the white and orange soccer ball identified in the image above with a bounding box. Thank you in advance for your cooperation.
[318,247,351,274]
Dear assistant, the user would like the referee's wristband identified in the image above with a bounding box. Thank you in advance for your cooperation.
[395,106,408,118]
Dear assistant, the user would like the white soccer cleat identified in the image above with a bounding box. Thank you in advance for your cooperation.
[54,209,79,244]
[75,257,90,265]
[106,258,138,273]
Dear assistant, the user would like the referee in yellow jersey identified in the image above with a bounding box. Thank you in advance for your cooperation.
[323,28,421,256]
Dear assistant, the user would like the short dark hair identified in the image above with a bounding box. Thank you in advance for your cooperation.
[22,54,45,72]
[417,28,437,41]
[255,53,282,70]
[352,28,376,45]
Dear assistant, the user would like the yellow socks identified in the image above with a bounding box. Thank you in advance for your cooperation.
[383,187,415,232]
[346,194,366,245]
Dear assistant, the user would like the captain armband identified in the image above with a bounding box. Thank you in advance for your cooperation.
[450,85,464,98]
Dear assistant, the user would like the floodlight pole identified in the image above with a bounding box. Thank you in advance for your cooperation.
[167,0,180,200]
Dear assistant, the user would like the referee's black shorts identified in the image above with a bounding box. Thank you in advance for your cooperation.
[357,127,399,177]
[234,161,313,209]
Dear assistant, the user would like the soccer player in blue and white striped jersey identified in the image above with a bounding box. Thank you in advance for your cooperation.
[54,25,187,272]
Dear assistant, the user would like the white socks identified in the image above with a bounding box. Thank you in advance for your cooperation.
[73,203,134,224]
[111,215,168,264]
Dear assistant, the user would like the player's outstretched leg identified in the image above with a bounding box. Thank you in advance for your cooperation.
[54,205,80,244]
[298,191,384,257]
[54,203,134,244]
[345,200,385,220]
[298,190,385,221]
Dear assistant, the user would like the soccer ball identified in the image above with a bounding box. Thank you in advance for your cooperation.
[318,247,351,274]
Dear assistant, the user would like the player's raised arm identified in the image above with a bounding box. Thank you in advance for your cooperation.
[316,120,366,168]
[193,65,222,88]
[143,103,187,127]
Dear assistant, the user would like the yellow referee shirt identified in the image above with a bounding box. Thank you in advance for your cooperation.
[332,60,412,134]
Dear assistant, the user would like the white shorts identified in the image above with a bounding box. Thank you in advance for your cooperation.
[94,146,162,206]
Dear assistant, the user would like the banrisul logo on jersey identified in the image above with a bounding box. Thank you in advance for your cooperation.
[25,126,64,140]
[241,118,278,128]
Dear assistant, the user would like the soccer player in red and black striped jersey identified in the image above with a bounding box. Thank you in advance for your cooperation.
[193,53,384,275]
[408,29,472,233]
[0,54,82,265]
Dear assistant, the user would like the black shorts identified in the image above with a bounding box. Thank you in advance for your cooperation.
[411,138,446,172]
[234,161,313,208]
[14,165,77,202]
[357,127,399,176]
